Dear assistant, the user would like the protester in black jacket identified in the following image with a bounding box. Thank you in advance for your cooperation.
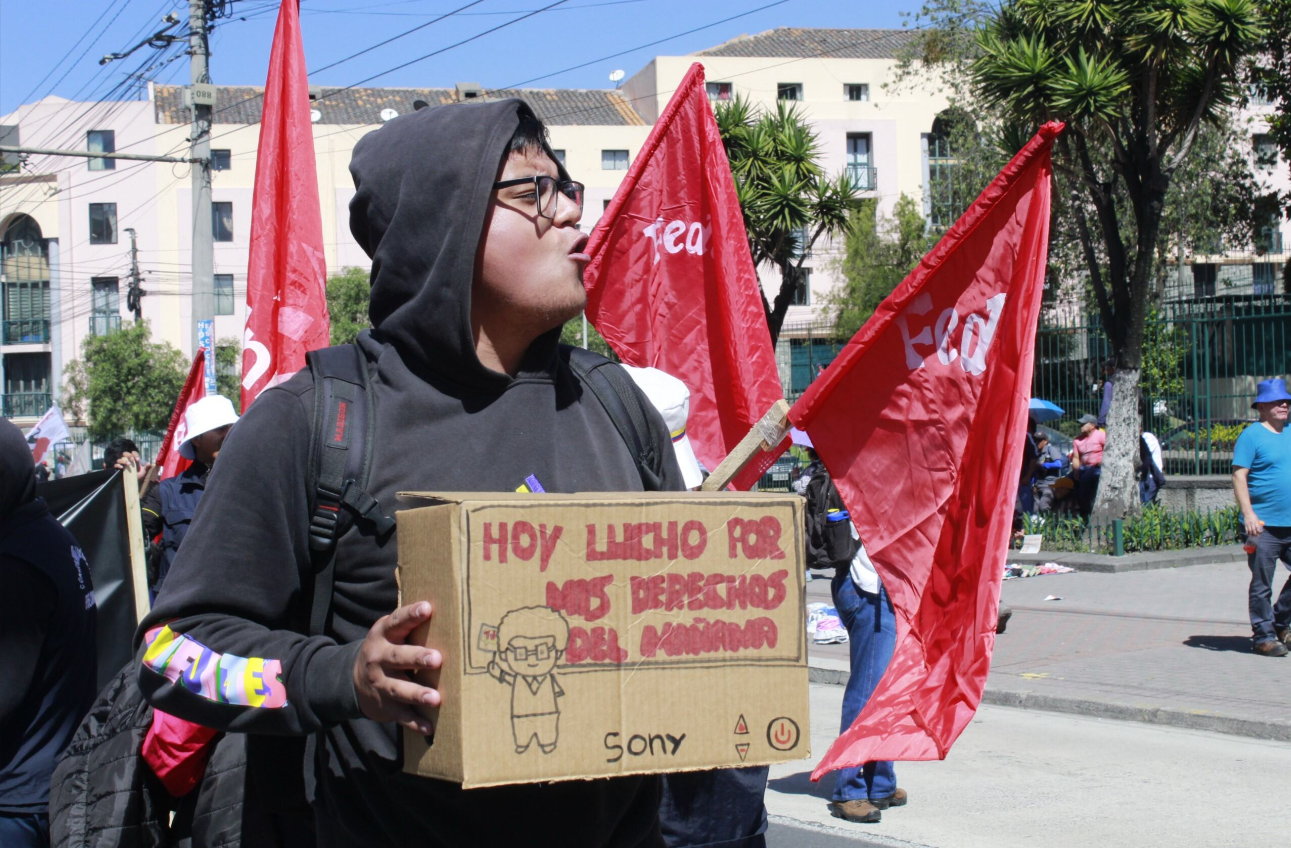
[0,418,97,847]
[134,101,712,847]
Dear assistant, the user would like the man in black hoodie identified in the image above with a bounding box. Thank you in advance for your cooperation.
[134,100,716,847]
[1,418,98,846]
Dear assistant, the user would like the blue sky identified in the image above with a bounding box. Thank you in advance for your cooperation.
[1,0,926,116]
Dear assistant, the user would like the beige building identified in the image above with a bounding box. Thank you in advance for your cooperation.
[0,27,960,424]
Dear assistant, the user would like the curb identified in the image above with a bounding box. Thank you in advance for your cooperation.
[807,658,1291,742]
[1005,544,1247,574]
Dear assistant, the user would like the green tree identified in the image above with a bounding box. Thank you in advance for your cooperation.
[62,320,188,440]
[714,97,868,345]
[558,315,617,360]
[216,336,243,413]
[327,266,371,346]
[970,0,1263,520]
[823,195,937,338]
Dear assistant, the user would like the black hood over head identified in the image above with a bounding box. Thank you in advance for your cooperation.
[0,417,37,520]
[349,98,571,391]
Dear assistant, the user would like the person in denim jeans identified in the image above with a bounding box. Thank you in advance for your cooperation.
[828,539,903,824]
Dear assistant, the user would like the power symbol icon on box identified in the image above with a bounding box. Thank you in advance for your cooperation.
[766,717,799,751]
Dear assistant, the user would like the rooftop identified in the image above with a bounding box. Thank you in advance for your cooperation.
[695,27,918,59]
[152,85,646,127]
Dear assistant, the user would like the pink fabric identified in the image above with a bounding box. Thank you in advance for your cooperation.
[791,122,1062,776]
[142,709,218,797]
[155,351,207,480]
[1073,429,1106,466]
[583,62,783,487]
[241,0,329,411]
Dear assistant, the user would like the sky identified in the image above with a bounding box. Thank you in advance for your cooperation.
[0,0,927,117]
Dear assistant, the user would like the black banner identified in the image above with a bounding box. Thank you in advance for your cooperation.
[38,470,141,689]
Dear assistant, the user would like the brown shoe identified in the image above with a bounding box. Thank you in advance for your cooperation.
[1277,628,1291,647]
[829,799,882,823]
[871,788,908,810]
[1254,640,1289,657]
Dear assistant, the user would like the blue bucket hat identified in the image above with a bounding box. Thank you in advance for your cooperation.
[1252,378,1291,408]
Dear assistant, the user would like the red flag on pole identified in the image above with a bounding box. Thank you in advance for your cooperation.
[793,122,1062,776]
[156,350,207,480]
[584,62,783,485]
[241,0,328,411]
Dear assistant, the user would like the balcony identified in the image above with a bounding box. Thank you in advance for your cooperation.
[90,314,122,337]
[2,391,51,418]
[846,164,878,191]
[2,318,50,345]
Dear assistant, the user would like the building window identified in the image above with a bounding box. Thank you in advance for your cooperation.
[603,199,612,212]
[777,83,802,101]
[552,149,566,166]
[211,149,231,171]
[0,124,19,172]
[1253,263,1279,296]
[1248,83,1274,106]
[925,111,968,230]
[791,268,811,306]
[89,203,117,244]
[846,133,875,190]
[212,202,234,242]
[90,277,120,336]
[1254,134,1278,170]
[1192,263,1217,298]
[602,149,629,170]
[215,274,235,315]
[87,130,115,171]
[846,84,869,101]
[706,82,733,101]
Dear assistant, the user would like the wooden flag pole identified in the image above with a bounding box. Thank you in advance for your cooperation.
[700,399,792,492]
[121,469,151,622]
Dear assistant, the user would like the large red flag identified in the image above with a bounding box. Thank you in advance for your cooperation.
[794,122,1061,776]
[156,350,207,480]
[584,62,784,485]
[241,0,328,411]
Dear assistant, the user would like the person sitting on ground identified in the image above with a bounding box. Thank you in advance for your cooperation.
[1032,434,1066,513]
[1069,415,1105,516]
[1232,377,1291,658]
[0,418,97,848]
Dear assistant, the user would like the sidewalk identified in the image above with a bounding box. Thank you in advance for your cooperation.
[804,558,1291,740]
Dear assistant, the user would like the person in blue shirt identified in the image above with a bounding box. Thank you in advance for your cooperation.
[1232,378,1291,657]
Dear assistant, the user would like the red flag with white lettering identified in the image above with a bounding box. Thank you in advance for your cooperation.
[156,350,207,480]
[241,0,328,411]
[583,62,783,484]
[794,122,1061,775]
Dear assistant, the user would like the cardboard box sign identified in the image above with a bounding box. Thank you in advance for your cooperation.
[396,491,810,789]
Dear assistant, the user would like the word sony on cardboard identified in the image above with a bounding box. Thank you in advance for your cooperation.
[395,491,810,788]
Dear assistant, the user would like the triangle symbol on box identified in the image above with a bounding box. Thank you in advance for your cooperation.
[734,714,749,735]
[735,742,750,762]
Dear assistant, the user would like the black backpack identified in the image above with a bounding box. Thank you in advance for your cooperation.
[803,466,860,572]
[301,338,667,637]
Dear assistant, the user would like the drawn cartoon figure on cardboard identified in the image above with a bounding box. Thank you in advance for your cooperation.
[486,606,570,754]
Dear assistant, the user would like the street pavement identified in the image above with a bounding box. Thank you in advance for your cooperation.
[765,683,1291,848]
[805,558,1291,739]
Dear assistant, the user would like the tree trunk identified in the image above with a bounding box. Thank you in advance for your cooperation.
[764,263,798,346]
[1092,365,1142,523]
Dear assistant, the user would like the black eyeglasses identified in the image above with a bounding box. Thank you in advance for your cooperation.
[492,175,584,220]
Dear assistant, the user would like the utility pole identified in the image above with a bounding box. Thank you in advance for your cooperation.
[125,228,144,321]
[189,0,215,359]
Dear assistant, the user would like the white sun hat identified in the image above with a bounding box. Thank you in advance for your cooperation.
[178,395,240,460]
[622,365,703,489]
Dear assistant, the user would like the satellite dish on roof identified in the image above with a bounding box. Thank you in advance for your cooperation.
[609,69,625,87]
[413,99,429,111]
[310,109,322,124]
[380,108,399,122]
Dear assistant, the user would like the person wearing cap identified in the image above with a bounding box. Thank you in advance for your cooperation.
[1232,377,1291,657]
[1069,414,1105,516]
[140,395,239,597]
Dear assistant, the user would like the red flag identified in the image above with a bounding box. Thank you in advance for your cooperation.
[156,350,207,480]
[241,0,328,411]
[584,62,783,485]
[794,122,1061,775]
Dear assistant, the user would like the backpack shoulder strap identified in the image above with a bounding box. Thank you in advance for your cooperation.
[304,342,390,637]
[564,346,665,492]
